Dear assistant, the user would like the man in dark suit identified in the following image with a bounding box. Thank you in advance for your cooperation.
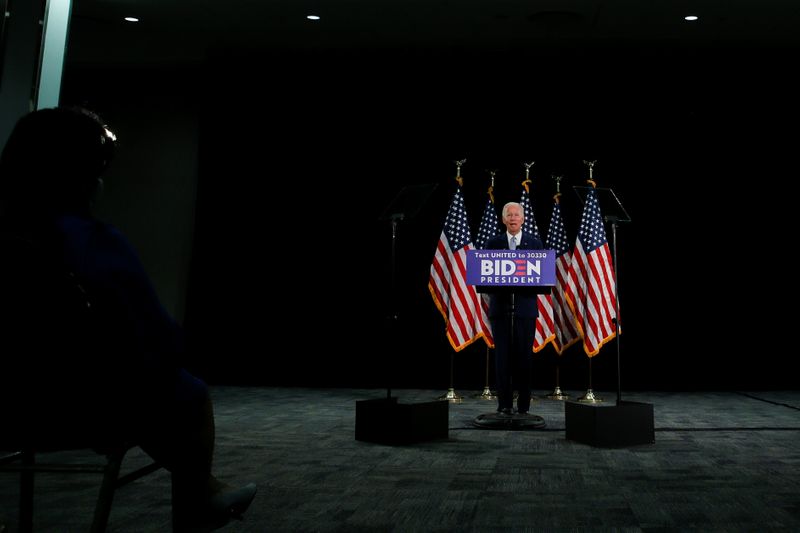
[485,201,544,416]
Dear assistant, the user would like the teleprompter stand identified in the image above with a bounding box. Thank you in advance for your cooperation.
[564,185,654,447]
[354,183,449,445]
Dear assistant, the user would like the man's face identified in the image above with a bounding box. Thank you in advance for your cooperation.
[503,205,524,234]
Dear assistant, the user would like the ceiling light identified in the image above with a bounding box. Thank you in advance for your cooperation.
[306,15,320,21]
[684,15,698,21]
[124,17,139,22]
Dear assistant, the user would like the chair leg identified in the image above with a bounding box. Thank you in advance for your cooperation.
[89,448,126,533]
[19,450,34,533]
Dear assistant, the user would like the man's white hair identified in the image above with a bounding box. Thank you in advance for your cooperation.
[502,201,524,217]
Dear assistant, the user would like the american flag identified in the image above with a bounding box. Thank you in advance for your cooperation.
[429,186,493,351]
[519,181,541,240]
[565,185,617,356]
[475,191,501,250]
[520,180,555,352]
[473,187,501,347]
[544,198,580,354]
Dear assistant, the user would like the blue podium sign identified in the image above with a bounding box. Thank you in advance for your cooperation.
[466,249,556,287]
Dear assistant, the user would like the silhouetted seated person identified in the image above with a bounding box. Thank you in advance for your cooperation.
[0,107,255,530]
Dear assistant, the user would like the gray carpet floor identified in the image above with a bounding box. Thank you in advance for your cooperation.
[2,388,800,532]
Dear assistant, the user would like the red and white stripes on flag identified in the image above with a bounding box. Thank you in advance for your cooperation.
[519,179,555,352]
[544,197,581,354]
[565,184,618,356]
[534,292,557,352]
[429,186,493,351]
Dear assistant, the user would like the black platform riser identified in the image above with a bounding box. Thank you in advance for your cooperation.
[355,398,449,445]
[565,400,655,447]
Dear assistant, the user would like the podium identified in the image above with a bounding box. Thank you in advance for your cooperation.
[354,183,449,445]
[468,250,555,430]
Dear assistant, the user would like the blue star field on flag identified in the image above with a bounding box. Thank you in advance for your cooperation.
[577,188,608,252]
[547,202,571,255]
[520,186,541,240]
[443,188,471,251]
[475,197,501,250]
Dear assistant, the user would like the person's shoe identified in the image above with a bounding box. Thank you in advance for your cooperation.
[209,482,258,519]
[172,480,257,533]
[173,482,257,532]
[498,408,513,417]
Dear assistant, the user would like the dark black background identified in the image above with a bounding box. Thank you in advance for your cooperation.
[66,38,799,392]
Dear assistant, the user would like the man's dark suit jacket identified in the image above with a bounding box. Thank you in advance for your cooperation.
[483,232,544,319]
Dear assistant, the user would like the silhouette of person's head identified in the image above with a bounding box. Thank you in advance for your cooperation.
[0,106,115,217]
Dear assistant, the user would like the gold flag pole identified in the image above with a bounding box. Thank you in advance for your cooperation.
[438,351,463,403]
[546,175,570,401]
[577,160,603,404]
[522,161,540,406]
[475,170,497,400]
[438,159,466,403]
[545,364,569,400]
[477,348,496,399]
[577,355,603,403]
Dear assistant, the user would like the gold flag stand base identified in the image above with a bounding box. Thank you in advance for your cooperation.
[437,388,463,403]
[577,389,603,403]
[546,386,570,401]
[473,386,497,400]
